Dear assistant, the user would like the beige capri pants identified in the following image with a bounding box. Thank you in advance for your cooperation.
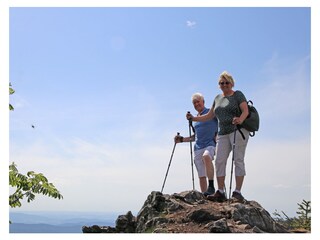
[194,146,215,178]
[215,128,249,177]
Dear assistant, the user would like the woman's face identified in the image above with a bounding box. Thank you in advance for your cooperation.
[218,77,233,92]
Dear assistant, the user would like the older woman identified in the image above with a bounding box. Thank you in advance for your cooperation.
[187,71,249,202]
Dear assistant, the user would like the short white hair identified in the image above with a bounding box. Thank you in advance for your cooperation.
[191,92,204,103]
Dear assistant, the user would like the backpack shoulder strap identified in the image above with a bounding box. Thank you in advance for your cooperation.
[236,125,246,140]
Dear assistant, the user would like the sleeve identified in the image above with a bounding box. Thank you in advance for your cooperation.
[211,100,215,110]
[236,91,247,105]
[212,94,220,110]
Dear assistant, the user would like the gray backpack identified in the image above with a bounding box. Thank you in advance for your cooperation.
[238,100,260,138]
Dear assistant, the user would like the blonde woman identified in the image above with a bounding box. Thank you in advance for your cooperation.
[187,71,249,202]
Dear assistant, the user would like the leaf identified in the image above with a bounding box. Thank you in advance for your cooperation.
[9,87,15,95]
[9,163,64,208]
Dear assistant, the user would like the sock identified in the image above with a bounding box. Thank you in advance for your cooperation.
[208,180,214,188]
[234,189,241,194]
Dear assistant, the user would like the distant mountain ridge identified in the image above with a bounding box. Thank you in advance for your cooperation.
[9,211,119,233]
[10,223,83,233]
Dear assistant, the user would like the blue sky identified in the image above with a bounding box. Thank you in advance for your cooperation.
[3,3,316,237]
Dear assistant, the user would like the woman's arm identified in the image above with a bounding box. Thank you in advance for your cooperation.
[186,107,215,122]
[232,101,249,125]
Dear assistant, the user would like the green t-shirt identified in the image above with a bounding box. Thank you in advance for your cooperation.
[213,90,247,135]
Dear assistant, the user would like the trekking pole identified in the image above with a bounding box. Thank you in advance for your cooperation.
[188,111,195,191]
[228,125,237,200]
[161,132,180,193]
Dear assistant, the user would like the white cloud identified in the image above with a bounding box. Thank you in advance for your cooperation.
[8,53,311,217]
[253,53,310,120]
[9,133,179,212]
[186,20,196,28]
[10,94,29,110]
[243,138,310,216]
[242,54,311,141]
[10,130,311,217]
[273,184,291,189]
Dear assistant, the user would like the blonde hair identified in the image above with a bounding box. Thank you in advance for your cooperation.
[191,92,204,103]
[219,71,235,86]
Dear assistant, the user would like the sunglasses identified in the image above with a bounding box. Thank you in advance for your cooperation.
[219,81,231,85]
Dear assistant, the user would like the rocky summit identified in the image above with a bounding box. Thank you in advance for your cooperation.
[82,190,288,233]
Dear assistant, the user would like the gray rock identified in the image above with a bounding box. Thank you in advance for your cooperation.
[83,190,289,233]
[209,218,231,233]
[187,209,221,223]
[115,211,136,233]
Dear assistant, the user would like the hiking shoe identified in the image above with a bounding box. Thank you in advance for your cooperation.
[231,191,245,201]
[203,186,215,197]
[207,190,227,202]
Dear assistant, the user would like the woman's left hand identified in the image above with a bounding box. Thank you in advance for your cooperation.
[232,117,243,125]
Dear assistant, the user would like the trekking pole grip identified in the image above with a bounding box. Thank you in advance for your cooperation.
[187,111,192,123]
[187,112,195,133]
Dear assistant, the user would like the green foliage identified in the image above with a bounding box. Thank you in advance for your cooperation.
[9,82,63,209]
[9,82,15,111]
[273,199,311,231]
[9,162,63,208]
[296,200,311,230]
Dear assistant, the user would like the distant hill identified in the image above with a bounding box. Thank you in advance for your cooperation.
[9,211,118,233]
[10,223,83,233]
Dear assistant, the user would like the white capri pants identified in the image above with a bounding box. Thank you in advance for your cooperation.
[215,129,249,177]
[194,146,215,178]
